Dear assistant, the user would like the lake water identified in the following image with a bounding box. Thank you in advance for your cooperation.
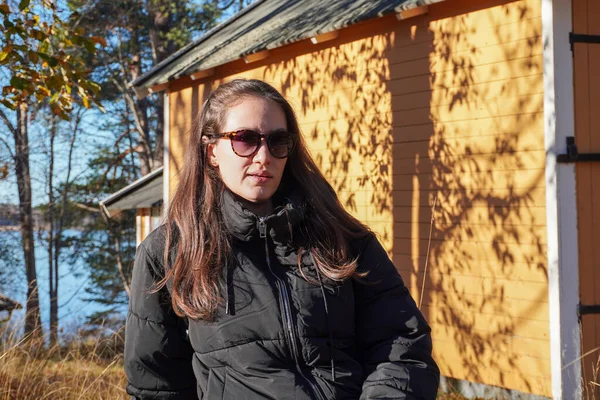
[1,230,128,337]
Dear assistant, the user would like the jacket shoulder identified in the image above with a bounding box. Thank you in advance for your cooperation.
[129,224,173,316]
[138,224,168,264]
[352,233,404,284]
[348,232,377,262]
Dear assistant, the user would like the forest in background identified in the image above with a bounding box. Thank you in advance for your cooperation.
[0,0,253,347]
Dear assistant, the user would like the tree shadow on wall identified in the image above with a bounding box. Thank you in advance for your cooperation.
[265,24,395,245]
[265,0,550,396]
[392,0,548,396]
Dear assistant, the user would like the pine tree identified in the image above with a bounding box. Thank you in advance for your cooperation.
[65,0,252,326]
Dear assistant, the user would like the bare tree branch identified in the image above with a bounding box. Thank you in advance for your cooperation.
[0,135,15,159]
[93,145,139,193]
[109,76,151,155]
[107,34,152,173]
[0,108,17,136]
[73,202,101,213]
[219,0,236,11]
[112,30,152,173]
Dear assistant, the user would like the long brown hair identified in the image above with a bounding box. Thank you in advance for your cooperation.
[162,79,371,320]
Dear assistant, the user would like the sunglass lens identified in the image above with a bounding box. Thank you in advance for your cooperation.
[268,131,295,158]
[231,130,261,156]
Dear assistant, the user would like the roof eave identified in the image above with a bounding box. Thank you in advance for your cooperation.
[133,0,448,92]
[99,167,164,209]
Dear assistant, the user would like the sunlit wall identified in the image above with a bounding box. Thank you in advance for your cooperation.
[167,0,550,395]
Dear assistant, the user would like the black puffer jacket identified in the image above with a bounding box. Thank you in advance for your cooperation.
[125,190,439,399]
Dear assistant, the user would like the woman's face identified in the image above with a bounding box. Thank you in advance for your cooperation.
[208,96,289,215]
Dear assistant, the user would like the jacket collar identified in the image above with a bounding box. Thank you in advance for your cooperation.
[220,187,305,250]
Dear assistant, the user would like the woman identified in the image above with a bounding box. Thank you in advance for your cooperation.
[125,79,439,399]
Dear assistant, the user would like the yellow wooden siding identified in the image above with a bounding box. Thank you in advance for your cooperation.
[168,81,208,198]
[573,0,600,397]
[410,2,548,394]
[394,255,548,283]
[167,0,549,395]
[136,208,149,246]
[136,206,162,245]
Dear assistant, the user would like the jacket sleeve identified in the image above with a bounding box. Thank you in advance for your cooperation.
[124,242,198,400]
[354,235,440,400]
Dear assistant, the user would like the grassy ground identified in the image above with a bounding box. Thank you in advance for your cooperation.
[0,358,127,400]
[0,326,469,400]
[0,327,128,400]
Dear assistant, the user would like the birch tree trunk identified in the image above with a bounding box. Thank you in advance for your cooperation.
[14,102,41,338]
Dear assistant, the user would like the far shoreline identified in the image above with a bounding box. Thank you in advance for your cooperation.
[0,225,86,232]
[0,226,21,232]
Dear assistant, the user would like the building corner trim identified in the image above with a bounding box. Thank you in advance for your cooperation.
[542,0,582,398]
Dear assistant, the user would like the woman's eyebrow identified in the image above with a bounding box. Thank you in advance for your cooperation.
[226,127,288,135]
[268,128,289,134]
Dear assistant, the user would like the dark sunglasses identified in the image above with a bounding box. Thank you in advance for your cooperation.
[213,129,296,159]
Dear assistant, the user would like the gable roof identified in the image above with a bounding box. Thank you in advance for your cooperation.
[131,0,444,91]
[99,167,163,213]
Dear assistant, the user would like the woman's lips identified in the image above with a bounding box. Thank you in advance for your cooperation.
[247,172,272,184]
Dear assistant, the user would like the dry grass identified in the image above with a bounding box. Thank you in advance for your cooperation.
[0,322,484,400]
[0,325,127,400]
[585,349,600,399]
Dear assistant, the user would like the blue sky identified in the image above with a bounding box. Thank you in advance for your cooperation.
[0,107,109,207]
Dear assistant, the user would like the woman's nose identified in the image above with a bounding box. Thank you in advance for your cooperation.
[253,138,271,163]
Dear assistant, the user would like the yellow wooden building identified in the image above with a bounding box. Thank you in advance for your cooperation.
[123,0,600,397]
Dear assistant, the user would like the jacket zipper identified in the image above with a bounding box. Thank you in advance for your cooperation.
[258,217,326,400]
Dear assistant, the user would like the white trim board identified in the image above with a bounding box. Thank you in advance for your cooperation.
[136,213,142,248]
[542,0,581,398]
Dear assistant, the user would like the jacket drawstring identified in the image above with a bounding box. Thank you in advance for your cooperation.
[311,253,336,382]
[225,262,235,316]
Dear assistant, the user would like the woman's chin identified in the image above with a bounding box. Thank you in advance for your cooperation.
[243,188,276,203]
[234,190,273,214]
